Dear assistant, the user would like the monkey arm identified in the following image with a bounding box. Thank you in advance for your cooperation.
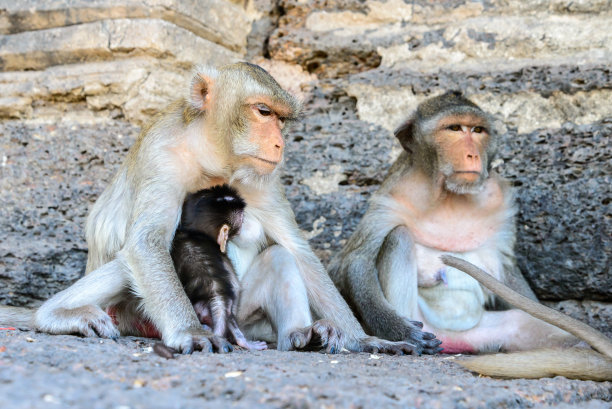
[119,177,203,346]
[329,199,440,343]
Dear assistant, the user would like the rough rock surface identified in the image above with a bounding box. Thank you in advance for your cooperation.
[0,0,611,405]
[0,121,139,306]
[1,330,611,409]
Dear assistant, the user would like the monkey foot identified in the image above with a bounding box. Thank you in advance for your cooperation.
[37,305,120,339]
[237,340,268,351]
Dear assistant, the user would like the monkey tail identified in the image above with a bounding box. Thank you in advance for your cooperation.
[441,255,612,381]
[457,348,612,382]
[0,306,35,329]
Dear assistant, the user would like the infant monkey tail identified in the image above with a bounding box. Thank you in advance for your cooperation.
[440,255,612,359]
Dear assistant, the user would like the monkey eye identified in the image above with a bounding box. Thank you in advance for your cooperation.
[255,104,272,116]
[472,126,486,133]
[448,124,462,131]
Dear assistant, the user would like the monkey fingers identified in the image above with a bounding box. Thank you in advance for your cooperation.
[207,334,234,354]
[167,327,233,354]
[360,337,432,356]
[286,320,343,353]
[286,328,312,350]
[310,320,343,354]
[395,318,442,355]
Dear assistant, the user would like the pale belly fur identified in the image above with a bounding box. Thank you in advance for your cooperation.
[415,242,503,332]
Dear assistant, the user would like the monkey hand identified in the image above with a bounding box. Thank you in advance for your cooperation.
[162,327,234,354]
[357,336,438,355]
[382,317,442,355]
[283,320,344,353]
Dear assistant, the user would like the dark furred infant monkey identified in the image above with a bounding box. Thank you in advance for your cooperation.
[171,184,266,351]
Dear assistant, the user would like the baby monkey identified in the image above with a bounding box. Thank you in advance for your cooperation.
[170,184,267,352]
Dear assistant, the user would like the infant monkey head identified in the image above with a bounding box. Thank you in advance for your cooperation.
[180,184,246,253]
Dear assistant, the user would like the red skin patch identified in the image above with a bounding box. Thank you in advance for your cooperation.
[439,338,475,354]
[106,306,161,339]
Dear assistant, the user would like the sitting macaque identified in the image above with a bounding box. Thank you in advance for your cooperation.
[171,184,267,351]
[329,91,612,380]
[1,62,436,356]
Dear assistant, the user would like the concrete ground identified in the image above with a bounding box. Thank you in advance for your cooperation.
[1,329,610,409]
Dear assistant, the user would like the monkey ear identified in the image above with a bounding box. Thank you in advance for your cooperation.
[190,70,216,112]
[217,224,230,253]
[394,120,414,153]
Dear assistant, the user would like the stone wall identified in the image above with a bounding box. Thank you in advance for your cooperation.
[0,0,610,334]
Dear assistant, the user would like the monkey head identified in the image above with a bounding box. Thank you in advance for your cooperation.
[394,91,498,194]
[180,184,247,250]
[188,62,301,182]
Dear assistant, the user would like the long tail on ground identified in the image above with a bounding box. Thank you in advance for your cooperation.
[0,306,35,329]
[458,348,612,382]
[441,255,612,381]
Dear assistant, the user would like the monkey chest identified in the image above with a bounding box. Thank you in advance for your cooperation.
[414,243,504,331]
[226,212,266,280]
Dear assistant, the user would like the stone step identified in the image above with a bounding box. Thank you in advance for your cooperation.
[0,18,241,72]
[270,1,612,77]
[0,0,249,53]
[338,63,612,134]
[0,56,229,124]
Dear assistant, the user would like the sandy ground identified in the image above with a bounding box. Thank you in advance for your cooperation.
[1,329,610,409]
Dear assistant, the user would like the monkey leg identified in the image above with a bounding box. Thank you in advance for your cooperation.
[227,315,267,351]
[34,259,128,338]
[237,245,314,351]
[431,309,576,354]
[359,226,439,354]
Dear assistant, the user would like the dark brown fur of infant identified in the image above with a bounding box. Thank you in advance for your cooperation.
[171,184,267,352]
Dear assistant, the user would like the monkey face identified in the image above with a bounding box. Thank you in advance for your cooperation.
[434,114,490,193]
[231,97,291,177]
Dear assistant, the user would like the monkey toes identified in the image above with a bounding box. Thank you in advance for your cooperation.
[42,305,120,339]
[165,328,234,354]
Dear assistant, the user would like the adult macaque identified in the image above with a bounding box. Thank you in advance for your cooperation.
[0,62,438,355]
[329,92,591,369]
[171,184,267,351]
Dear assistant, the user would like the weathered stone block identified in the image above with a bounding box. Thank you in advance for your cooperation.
[271,0,612,77]
[0,18,240,72]
[0,0,250,53]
